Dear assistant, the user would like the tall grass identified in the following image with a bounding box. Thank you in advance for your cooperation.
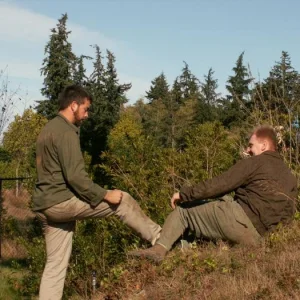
[91,220,300,300]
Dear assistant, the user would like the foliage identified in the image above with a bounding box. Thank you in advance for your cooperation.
[102,113,238,220]
[80,47,131,169]
[226,52,252,103]
[0,146,11,162]
[146,72,170,104]
[101,112,172,221]
[222,52,253,127]
[17,236,45,296]
[266,51,300,113]
[15,114,237,298]
[248,51,300,177]
[36,13,77,119]
[183,122,237,181]
[73,55,91,86]
[179,61,200,101]
[2,109,47,191]
[64,218,140,298]
[83,220,300,300]
[197,68,221,124]
[5,12,300,299]
[202,68,220,107]
[0,265,24,300]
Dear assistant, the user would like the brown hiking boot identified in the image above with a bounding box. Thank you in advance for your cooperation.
[128,244,168,263]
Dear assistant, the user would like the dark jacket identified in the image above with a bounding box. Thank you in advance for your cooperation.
[180,151,297,235]
[32,114,107,211]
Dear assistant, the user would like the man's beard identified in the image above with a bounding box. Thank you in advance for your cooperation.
[74,110,84,127]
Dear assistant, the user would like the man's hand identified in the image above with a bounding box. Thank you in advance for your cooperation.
[171,192,181,209]
[104,190,123,204]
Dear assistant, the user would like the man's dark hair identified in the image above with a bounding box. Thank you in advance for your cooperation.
[253,125,277,150]
[58,85,93,110]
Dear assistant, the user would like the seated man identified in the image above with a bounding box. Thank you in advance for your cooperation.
[32,85,161,300]
[129,126,297,262]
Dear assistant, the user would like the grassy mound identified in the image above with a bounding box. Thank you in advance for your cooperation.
[93,220,300,300]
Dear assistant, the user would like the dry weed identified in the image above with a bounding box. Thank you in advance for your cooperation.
[93,221,300,300]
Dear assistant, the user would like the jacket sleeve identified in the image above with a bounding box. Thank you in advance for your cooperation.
[180,158,257,202]
[57,130,107,207]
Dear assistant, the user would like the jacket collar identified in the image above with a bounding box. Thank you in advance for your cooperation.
[57,113,79,134]
[260,150,281,159]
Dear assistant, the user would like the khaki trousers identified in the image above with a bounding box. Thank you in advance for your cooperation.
[158,197,261,250]
[36,192,161,300]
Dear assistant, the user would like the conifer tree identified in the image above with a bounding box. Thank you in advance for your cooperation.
[202,68,219,106]
[197,68,220,123]
[73,55,91,86]
[171,77,183,106]
[179,61,200,101]
[146,73,170,104]
[222,52,253,127]
[36,14,76,119]
[104,50,131,126]
[80,45,106,160]
[226,52,252,104]
[80,48,131,165]
[266,51,300,112]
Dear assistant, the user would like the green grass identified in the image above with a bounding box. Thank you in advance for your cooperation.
[0,266,19,300]
[0,260,28,300]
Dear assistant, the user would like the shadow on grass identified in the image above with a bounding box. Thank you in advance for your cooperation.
[0,257,28,269]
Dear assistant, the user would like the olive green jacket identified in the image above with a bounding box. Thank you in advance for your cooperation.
[32,114,107,211]
[180,151,297,235]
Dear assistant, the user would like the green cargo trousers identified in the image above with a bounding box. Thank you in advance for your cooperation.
[36,192,161,300]
[158,196,261,251]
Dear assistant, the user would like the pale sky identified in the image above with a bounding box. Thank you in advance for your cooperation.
[1,0,300,117]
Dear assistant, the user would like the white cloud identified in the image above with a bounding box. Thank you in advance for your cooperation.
[0,1,55,43]
[0,61,42,81]
[0,1,118,51]
[0,1,148,104]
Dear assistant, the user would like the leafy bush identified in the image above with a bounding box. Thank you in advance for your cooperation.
[16,116,242,298]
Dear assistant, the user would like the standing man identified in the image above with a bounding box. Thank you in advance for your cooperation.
[32,85,161,299]
[129,126,297,262]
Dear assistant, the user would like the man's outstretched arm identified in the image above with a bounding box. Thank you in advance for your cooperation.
[179,157,257,203]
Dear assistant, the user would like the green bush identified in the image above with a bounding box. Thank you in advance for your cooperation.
[17,117,241,298]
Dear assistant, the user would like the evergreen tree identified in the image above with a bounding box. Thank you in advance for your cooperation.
[250,52,300,165]
[104,50,131,126]
[146,73,170,104]
[142,74,197,149]
[179,61,200,101]
[139,76,199,149]
[171,77,183,106]
[226,52,252,103]
[265,51,300,112]
[36,14,76,119]
[202,68,219,106]
[73,55,91,86]
[197,68,220,123]
[89,44,106,99]
[222,52,253,127]
[80,48,131,166]
[80,45,106,160]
